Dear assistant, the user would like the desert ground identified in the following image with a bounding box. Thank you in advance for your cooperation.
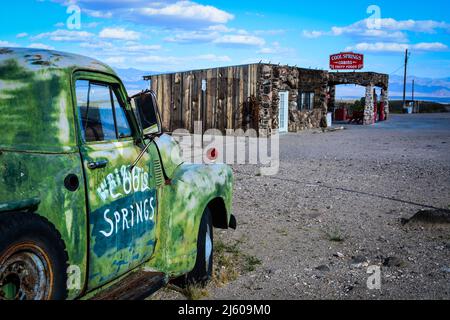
[153,113,450,300]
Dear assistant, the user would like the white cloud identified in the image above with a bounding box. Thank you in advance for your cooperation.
[79,41,114,49]
[413,42,448,51]
[245,12,265,18]
[104,56,126,64]
[16,33,29,38]
[258,48,275,54]
[124,44,162,52]
[258,42,294,55]
[54,0,233,28]
[99,27,141,40]
[135,53,231,66]
[0,40,20,47]
[196,54,231,62]
[213,35,265,47]
[345,42,448,53]
[54,20,97,29]
[165,30,219,43]
[28,43,55,50]
[254,29,286,36]
[79,40,161,56]
[377,18,450,33]
[207,25,233,32]
[84,9,113,19]
[303,18,450,42]
[303,30,325,39]
[85,22,101,28]
[165,26,259,45]
[140,1,234,25]
[34,29,94,42]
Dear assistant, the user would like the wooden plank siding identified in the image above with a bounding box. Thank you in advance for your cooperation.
[148,64,261,134]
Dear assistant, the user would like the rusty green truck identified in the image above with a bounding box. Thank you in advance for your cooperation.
[0,48,236,300]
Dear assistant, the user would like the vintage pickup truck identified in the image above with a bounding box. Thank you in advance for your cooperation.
[0,48,236,300]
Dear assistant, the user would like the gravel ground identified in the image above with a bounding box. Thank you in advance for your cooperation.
[155,113,450,300]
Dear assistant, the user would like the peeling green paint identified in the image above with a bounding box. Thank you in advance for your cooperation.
[0,48,234,300]
[0,48,114,153]
[0,151,87,299]
[146,163,233,276]
[154,134,183,179]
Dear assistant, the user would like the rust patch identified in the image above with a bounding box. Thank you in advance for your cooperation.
[0,242,54,300]
[91,271,166,300]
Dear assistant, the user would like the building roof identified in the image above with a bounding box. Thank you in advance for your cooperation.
[143,62,388,81]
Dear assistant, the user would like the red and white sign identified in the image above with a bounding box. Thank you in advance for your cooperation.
[330,52,364,70]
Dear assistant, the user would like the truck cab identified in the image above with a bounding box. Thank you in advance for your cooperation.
[0,48,235,300]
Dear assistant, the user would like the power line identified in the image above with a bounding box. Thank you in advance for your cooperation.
[389,64,406,76]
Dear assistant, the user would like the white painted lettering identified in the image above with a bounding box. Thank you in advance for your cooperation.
[100,209,114,237]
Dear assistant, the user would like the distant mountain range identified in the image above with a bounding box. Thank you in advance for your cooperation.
[116,67,450,103]
[339,74,450,103]
[114,68,156,95]
[389,75,450,99]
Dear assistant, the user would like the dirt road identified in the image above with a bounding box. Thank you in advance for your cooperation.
[155,113,450,300]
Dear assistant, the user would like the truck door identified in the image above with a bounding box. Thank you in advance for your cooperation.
[74,77,158,290]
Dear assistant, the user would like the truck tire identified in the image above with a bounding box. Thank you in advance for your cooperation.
[175,208,213,288]
[0,212,68,300]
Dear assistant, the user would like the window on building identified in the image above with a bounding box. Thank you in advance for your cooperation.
[297,91,315,111]
[76,80,132,142]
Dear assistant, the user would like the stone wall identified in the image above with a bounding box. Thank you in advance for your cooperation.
[257,64,328,134]
[328,72,389,88]
[329,72,389,125]
[295,68,329,130]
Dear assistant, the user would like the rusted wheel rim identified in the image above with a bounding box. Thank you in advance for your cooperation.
[0,243,53,300]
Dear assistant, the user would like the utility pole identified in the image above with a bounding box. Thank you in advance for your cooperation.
[402,49,409,109]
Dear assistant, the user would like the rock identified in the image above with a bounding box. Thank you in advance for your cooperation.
[350,256,368,268]
[315,265,330,272]
[343,285,354,293]
[383,257,405,268]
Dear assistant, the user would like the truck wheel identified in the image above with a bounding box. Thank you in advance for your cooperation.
[0,212,68,300]
[175,208,213,288]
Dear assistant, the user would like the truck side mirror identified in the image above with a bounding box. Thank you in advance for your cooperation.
[130,90,162,136]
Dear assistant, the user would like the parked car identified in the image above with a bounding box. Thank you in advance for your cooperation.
[0,48,236,300]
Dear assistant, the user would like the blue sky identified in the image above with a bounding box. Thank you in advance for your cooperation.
[1,1,449,86]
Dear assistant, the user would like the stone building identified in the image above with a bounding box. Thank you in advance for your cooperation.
[145,64,389,135]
